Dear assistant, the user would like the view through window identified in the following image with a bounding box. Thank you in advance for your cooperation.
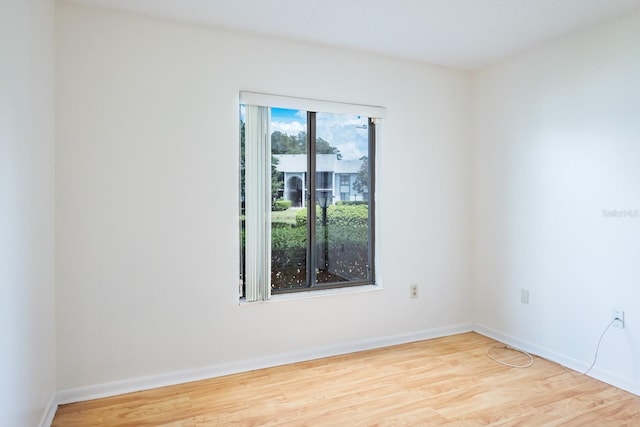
[240,100,377,300]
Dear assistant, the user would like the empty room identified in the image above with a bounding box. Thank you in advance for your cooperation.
[2,0,640,425]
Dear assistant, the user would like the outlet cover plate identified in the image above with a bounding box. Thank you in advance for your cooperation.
[410,284,418,299]
[612,309,624,329]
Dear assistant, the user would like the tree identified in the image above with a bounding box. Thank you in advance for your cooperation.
[352,156,368,195]
[316,136,342,159]
[271,157,282,201]
[271,131,342,159]
[271,131,305,154]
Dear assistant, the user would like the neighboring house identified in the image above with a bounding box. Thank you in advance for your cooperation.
[274,154,367,207]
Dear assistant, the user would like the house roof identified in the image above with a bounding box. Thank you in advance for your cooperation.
[335,159,363,174]
[274,154,362,174]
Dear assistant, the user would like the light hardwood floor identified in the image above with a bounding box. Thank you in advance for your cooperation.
[53,332,640,426]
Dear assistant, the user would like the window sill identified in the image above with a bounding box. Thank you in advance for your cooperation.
[239,284,382,305]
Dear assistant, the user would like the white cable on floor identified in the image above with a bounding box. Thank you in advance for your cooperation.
[486,343,534,368]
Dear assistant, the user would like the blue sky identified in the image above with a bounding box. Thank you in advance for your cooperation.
[270,108,307,136]
[271,108,300,123]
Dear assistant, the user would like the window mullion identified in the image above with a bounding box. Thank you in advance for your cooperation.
[307,111,317,288]
[368,118,376,282]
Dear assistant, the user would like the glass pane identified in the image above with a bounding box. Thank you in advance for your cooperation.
[239,105,245,296]
[270,108,308,290]
[315,113,370,284]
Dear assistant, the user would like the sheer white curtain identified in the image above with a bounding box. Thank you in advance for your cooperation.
[244,105,271,302]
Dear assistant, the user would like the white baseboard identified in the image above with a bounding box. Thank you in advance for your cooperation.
[473,322,640,397]
[57,322,473,405]
[39,392,58,427]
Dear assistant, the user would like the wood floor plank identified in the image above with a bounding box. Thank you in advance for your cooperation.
[52,333,640,426]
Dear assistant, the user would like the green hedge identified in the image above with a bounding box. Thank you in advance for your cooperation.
[270,222,370,285]
[272,199,292,211]
[243,204,371,289]
[296,204,368,227]
[271,224,306,250]
[335,200,368,206]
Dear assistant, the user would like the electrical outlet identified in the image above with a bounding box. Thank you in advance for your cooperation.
[612,309,624,329]
[520,289,529,305]
[410,284,418,299]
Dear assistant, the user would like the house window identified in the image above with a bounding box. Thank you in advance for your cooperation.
[239,92,385,301]
[316,172,332,190]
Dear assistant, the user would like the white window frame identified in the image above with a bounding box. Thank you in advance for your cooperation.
[240,92,386,302]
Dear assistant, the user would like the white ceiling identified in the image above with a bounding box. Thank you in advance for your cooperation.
[68,0,640,69]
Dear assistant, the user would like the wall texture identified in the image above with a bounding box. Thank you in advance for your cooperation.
[55,2,472,396]
[54,0,640,406]
[0,0,56,425]
[472,10,640,394]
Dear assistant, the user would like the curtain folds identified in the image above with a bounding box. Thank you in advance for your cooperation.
[244,105,271,302]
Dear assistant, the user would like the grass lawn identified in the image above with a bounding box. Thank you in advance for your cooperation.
[271,208,302,225]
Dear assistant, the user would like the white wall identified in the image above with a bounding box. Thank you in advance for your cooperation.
[472,11,640,393]
[55,2,472,395]
[0,0,57,425]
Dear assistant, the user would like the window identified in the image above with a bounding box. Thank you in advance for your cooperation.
[239,92,385,301]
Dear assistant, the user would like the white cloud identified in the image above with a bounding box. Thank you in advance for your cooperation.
[271,120,305,135]
[316,113,368,160]
[338,141,365,160]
